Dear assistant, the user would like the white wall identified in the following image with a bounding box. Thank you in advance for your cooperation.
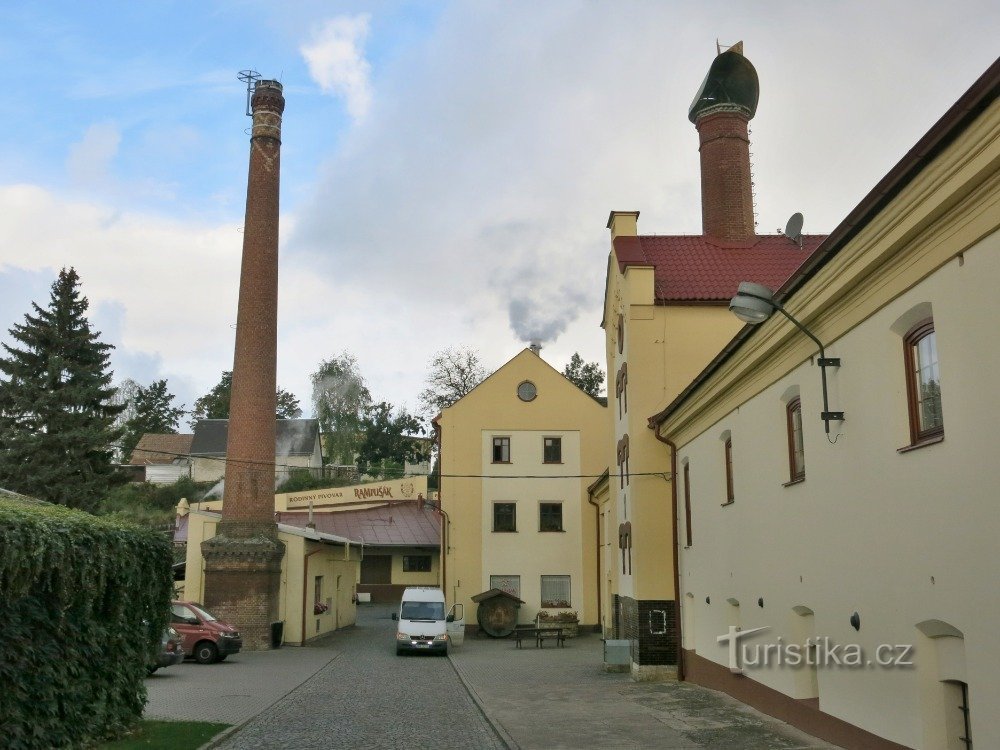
[677,230,1000,748]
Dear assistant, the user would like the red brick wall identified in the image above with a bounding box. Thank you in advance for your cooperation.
[696,109,756,243]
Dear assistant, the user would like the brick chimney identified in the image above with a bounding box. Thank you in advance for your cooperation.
[689,43,760,243]
[202,79,286,652]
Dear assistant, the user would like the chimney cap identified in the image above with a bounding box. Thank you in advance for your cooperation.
[688,44,759,124]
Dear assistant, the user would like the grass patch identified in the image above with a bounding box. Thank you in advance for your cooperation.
[99,720,230,749]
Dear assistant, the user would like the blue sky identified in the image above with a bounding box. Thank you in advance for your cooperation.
[0,1,997,424]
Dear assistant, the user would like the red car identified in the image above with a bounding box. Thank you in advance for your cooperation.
[170,601,243,664]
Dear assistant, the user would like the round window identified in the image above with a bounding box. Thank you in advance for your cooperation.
[517,381,537,402]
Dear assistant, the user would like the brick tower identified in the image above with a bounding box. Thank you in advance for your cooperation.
[688,42,760,243]
[201,79,286,651]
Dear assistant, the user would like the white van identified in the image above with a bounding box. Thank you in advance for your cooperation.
[392,587,465,655]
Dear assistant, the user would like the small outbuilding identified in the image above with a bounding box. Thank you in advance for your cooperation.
[471,588,524,637]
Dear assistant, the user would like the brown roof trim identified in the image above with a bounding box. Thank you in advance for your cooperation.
[649,57,1000,431]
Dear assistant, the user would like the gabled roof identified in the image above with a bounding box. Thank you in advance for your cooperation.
[276,503,441,547]
[614,233,826,302]
[129,433,194,465]
[190,419,320,457]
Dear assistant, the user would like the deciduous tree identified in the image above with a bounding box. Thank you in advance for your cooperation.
[356,402,428,479]
[562,353,605,397]
[190,370,301,425]
[418,346,491,418]
[311,353,371,465]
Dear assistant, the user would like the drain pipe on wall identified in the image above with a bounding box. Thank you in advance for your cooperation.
[586,470,608,635]
[652,425,684,681]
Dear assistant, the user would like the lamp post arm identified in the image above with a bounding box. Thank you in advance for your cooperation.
[772,304,826,360]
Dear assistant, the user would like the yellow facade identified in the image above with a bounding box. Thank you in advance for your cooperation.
[438,349,608,628]
[602,212,743,676]
[182,509,361,645]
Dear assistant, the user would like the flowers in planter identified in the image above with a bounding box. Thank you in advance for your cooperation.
[314,602,329,615]
[536,609,578,623]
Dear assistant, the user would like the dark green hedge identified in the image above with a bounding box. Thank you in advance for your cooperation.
[0,498,174,749]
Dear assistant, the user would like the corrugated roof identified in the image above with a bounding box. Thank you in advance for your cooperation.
[190,419,320,457]
[276,503,441,547]
[129,433,194,465]
[614,233,826,302]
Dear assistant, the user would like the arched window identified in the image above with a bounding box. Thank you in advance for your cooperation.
[786,397,805,481]
[904,318,944,443]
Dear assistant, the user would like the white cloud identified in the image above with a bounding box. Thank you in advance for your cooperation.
[300,15,373,121]
[67,122,121,186]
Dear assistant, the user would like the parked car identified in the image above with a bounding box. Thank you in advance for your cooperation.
[148,626,185,674]
[170,601,242,664]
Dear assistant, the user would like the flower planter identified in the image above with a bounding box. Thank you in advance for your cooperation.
[535,615,579,638]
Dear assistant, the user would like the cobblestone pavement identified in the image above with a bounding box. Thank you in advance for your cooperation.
[450,630,841,750]
[214,604,505,750]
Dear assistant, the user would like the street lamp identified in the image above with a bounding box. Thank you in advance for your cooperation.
[729,282,844,434]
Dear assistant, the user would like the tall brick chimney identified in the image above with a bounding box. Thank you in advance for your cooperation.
[688,42,760,243]
[201,79,286,652]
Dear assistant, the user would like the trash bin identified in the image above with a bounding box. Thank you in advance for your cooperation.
[270,621,284,648]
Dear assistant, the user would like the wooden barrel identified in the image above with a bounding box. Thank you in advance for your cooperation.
[470,588,524,638]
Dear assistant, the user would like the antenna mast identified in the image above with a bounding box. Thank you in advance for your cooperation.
[237,69,262,117]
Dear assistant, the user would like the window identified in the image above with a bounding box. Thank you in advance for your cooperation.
[517,380,537,402]
[490,575,520,598]
[539,502,563,531]
[314,576,323,607]
[683,461,692,546]
[492,436,510,463]
[541,575,571,607]
[543,437,562,463]
[493,502,516,532]
[904,319,944,443]
[786,398,805,481]
[724,438,734,504]
[402,555,431,572]
[617,313,625,354]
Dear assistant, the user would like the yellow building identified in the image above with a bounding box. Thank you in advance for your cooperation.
[651,59,1000,749]
[182,507,360,645]
[179,476,438,641]
[600,44,825,680]
[437,348,607,630]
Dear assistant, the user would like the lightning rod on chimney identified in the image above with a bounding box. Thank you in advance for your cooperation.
[238,69,262,117]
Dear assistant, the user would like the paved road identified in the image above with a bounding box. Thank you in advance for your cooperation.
[214,604,504,750]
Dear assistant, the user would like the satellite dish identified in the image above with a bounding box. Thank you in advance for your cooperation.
[783,212,804,246]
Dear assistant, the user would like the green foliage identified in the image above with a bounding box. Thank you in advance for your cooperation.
[418,346,490,418]
[275,469,353,494]
[0,268,125,511]
[562,352,605,397]
[356,402,427,478]
[190,371,301,427]
[310,353,371,464]
[97,477,211,528]
[0,498,174,749]
[97,720,230,749]
[120,380,185,460]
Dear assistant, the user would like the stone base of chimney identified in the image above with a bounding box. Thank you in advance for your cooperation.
[202,531,285,651]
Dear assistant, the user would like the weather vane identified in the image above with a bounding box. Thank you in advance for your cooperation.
[237,69,261,117]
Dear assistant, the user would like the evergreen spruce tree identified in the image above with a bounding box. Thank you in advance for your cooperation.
[0,268,124,511]
[120,379,185,461]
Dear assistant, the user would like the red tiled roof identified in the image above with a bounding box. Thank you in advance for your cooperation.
[129,433,195,465]
[614,234,827,302]
[276,503,441,547]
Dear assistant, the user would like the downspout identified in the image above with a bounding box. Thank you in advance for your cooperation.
[433,417,447,600]
[301,546,324,645]
[652,426,684,681]
[587,489,602,636]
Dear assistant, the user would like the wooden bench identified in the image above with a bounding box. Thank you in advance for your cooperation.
[512,625,565,648]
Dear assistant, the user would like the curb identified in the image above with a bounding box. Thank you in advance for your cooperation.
[447,648,520,750]
[197,651,344,750]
